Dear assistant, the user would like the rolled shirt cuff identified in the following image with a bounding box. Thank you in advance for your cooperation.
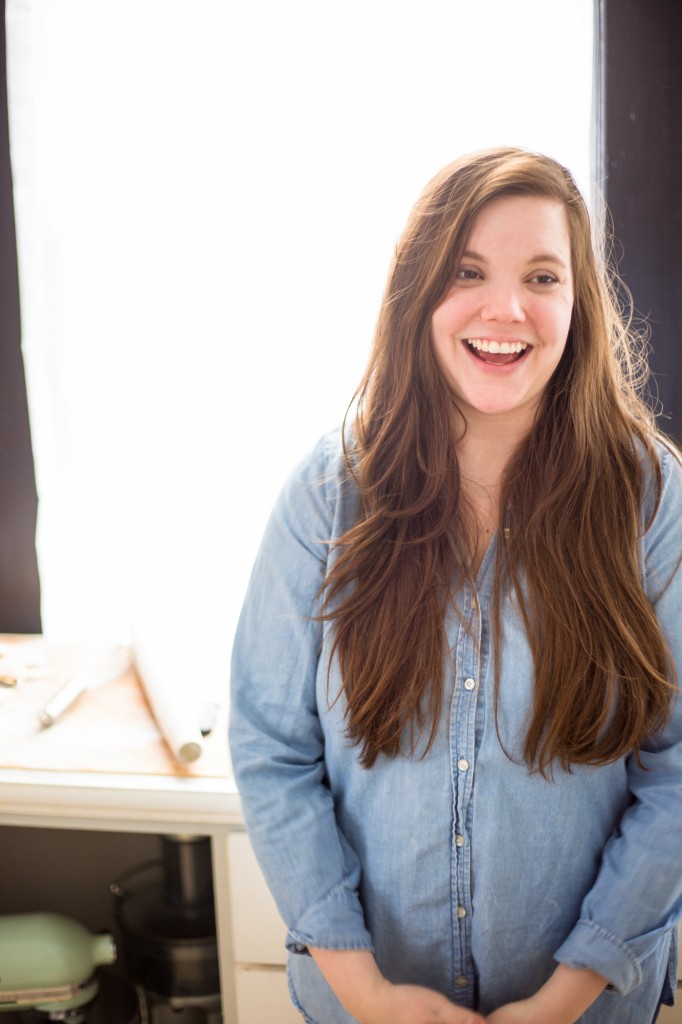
[554,919,643,995]
[286,882,374,954]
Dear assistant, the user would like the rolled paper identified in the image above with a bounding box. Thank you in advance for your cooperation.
[132,635,204,765]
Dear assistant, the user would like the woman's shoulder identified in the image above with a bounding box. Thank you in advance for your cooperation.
[643,434,682,516]
[639,434,682,582]
[275,426,359,532]
[653,434,682,478]
[285,425,355,491]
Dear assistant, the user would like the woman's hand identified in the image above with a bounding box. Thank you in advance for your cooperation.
[486,998,542,1023]
[309,947,486,1023]
[486,964,608,1024]
[366,980,487,1024]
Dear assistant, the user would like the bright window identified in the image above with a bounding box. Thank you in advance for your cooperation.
[6,0,594,694]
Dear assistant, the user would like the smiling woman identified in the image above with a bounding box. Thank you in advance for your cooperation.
[229,148,682,1024]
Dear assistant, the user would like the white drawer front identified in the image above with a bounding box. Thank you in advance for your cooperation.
[235,965,302,1024]
[656,923,682,1022]
[228,830,289,965]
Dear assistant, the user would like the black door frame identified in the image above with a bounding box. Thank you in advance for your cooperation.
[0,0,41,631]
[596,0,682,444]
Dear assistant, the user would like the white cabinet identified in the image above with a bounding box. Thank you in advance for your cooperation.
[0,767,245,1023]
[0,773,302,1024]
[228,830,301,1023]
[228,831,287,965]
[235,966,300,1024]
[657,925,682,1022]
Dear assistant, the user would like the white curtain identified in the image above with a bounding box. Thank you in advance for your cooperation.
[5,0,594,701]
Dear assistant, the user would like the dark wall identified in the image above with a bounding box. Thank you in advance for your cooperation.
[0,2,41,632]
[598,0,682,443]
[0,2,40,630]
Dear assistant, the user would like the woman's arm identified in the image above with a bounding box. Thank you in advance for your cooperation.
[310,947,487,1024]
[486,964,608,1023]
[230,435,374,954]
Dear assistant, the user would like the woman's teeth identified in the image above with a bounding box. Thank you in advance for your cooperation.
[466,338,527,354]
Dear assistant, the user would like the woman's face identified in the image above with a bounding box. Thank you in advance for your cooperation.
[430,194,574,431]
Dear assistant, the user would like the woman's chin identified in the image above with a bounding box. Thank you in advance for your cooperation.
[454,389,539,425]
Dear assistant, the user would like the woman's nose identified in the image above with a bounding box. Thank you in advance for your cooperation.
[480,283,525,323]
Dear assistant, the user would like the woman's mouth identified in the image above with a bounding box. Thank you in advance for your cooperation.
[464,338,530,366]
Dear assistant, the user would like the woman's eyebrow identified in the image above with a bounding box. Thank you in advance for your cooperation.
[461,249,569,270]
[528,252,569,269]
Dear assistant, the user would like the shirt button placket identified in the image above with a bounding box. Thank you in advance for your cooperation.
[451,585,481,1007]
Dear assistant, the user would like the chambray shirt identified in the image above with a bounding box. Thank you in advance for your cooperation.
[229,429,682,1024]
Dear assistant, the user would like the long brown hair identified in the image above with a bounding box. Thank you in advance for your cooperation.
[321,147,678,774]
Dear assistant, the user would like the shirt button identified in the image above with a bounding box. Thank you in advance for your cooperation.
[456,905,467,918]
[464,677,476,691]
[455,975,468,988]
[457,758,470,771]
[455,834,465,847]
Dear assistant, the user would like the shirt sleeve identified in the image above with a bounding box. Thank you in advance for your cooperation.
[555,444,682,994]
[228,432,373,954]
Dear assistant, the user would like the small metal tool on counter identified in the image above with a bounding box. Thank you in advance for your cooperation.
[38,645,133,728]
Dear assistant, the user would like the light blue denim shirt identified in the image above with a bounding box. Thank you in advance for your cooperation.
[229,429,682,1023]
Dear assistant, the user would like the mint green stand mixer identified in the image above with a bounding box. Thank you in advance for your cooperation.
[0,913,115,1021]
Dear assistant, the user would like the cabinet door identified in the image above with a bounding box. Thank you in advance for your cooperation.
[235,965,302,1024]
[656,923,682,1022]
[228,830,288,965]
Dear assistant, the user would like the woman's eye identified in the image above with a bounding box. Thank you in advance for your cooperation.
[529,273,558,285]
[455,268,481,281]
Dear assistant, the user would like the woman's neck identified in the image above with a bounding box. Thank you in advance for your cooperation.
[456,416,528,493]
[455,414,530,575]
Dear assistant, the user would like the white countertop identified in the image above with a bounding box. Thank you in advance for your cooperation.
[0,765,244,833]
